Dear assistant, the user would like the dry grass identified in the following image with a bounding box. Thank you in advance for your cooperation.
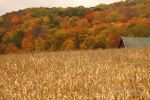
[0,48,150,100]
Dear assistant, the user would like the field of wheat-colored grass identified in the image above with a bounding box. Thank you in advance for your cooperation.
[0,48,150,100]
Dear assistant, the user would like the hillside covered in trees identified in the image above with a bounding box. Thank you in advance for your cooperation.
[0,0,150,54]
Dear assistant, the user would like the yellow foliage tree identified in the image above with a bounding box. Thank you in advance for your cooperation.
[62,39,75,50]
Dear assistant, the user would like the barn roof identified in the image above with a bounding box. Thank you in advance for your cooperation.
[121,37,150,47]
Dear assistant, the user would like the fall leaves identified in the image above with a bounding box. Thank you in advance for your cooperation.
[0,0,150,54]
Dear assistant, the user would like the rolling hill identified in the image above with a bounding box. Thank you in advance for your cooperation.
[0,0,150,54]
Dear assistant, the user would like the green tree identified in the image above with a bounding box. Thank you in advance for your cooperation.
[52,31,67,50]
[49,16,60,28]
[125,22,150,37]
[82,36,96,49]
[107,11,122,22]
[72,32,83,49]
[59,6,87,17]
[0,17,4,27]
[0,32,3,42]
[0,43,5,54]
[94,32,107,49]
[12,30,25,48]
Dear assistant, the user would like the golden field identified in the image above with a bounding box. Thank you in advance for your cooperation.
[0,48,150,100]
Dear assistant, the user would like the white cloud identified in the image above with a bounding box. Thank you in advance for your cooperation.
[0,0,123,15]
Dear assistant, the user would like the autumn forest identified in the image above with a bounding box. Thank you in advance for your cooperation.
[0,0,150,54]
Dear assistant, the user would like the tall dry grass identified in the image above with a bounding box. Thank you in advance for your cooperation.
[0,48,150,100]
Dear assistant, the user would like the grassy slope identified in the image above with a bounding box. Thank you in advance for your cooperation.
[0,48,150,99]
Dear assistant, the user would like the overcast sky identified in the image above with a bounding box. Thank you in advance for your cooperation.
[0,0,123,15]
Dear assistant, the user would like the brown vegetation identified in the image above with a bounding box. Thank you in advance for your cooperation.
[0,48,150,99]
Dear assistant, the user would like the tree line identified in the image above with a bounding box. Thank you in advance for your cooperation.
[0,0,150,53]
